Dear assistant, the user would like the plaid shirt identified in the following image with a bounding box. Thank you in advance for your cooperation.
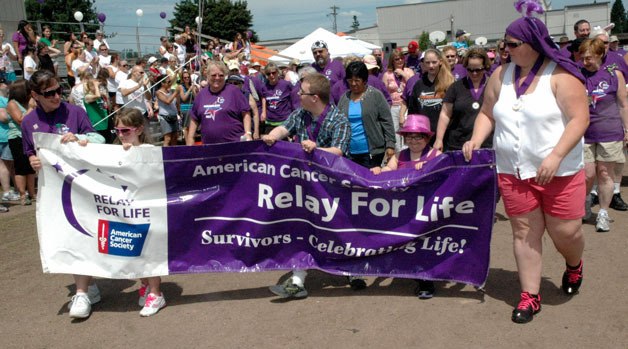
[281,104,351,154]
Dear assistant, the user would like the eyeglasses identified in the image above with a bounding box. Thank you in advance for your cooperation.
[445,55,456,59]
[267,71,279,75]
[298,89,316,96]
[122,64,129,67]
[405,133,428,141]
[602,41,610,45]
[504,41,524,49]
[466,67,485,73]
[112,127,137,135]
[37,86,62,98]
[346,78,364,84]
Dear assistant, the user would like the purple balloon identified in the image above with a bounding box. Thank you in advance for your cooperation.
[97,13,106,23]
[246,30,252,39]
[160,12,167,19]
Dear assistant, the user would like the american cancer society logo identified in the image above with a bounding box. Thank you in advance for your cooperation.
[98,220,150,257]
[55,162,151,257]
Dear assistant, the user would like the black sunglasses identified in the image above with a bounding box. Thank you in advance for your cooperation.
[38,86,62,98]
[504,41,524,49]
[466,67,485,73]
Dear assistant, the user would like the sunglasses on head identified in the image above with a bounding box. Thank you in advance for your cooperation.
[112,127,137,135]
[38,86,62,98]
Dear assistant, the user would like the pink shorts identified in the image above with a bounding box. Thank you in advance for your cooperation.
[498,170,585,219]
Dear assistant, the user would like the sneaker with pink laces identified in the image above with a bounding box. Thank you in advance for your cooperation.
[140,293,166,317]
[511,292,541,324]
[562,260,583,295]
[138,284,150,307]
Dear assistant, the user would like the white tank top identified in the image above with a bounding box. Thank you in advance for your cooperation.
[493,61,583,179]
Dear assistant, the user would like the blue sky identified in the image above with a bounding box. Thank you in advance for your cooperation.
[93,0,623,52]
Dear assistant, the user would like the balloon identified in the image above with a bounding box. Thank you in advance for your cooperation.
[97,13,106,23]
[246,30,252,39]
[136,9,143,17]
[73,11,83,22]
[160,12,167,19]
[195,16,202,26]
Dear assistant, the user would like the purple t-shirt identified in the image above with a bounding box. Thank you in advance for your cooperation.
[602,53,628,81]
[402,74,422,102]
[291,81,302,110]
[191,84,250,144]
[451,64,467,81]
[313,59,345,86]
[21,102,95,157]
[406,54,421,74]
[12,32,29,57]
[583,68,623,143]
[330,76,392,106]
[262,79,293,122]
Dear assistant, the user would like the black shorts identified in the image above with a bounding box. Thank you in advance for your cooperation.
[8,138,35,175]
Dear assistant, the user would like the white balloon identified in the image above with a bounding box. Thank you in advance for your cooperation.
[136,9,143,17]
[195,16,202,25]
[73,11,84,22]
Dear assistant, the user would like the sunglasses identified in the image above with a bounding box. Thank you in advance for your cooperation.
[445,55,456,59]
[466,67,485,73]
[504,41,524,49]
[38,86,62,98]
[112,127,137,135]
[405,133,428,140]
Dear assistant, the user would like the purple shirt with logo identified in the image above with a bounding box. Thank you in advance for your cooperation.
[262,79,293,123]
[451,64,467,81]
[21,102,95,157]
[191,84,251,144]
[583,68,624,143]
[402,73,422,102]
[313,59,345,86]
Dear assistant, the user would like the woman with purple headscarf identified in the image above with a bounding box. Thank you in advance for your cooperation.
[463,3,589,324]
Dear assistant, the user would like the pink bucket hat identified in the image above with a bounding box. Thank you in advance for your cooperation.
[397,114,433,136]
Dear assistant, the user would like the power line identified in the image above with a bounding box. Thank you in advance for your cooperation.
[328,5,339,33]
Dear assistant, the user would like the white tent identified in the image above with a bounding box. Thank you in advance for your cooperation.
[341,36,380,51]
[268,28,372,64]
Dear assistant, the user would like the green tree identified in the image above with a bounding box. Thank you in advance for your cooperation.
[611,0,627,33]
[171,0,258,42]
[418,31,430,51]
[25,0,99,39]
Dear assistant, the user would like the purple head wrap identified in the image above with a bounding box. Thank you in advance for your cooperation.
[505,17,584,82]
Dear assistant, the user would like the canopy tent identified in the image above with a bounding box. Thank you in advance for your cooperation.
[268,27,372,64]
[341,36,381,51]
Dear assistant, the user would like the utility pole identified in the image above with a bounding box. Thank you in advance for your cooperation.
[328,5,339,33]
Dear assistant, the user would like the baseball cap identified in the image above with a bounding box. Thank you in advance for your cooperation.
[147,56,157,64]
[311,40,328,51]
[363,55,378,70]
[456,30,471,38]
[610,35,619,43]
[408,41,419,53]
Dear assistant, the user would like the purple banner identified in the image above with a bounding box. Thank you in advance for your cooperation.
[163,141,496,286]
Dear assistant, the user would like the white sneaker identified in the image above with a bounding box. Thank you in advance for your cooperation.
[596,209,610,232]
[69,293,92,318]
[2,191,19,202]
[138,284,150,307]
[140,293,166,317]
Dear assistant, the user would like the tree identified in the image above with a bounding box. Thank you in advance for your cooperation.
[611,0,627,33]
[350,15,360,32]
[25,0,99,39]
[418,31,430,51]
[171,0,258,43]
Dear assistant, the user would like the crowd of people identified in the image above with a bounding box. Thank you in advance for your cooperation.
[1,8,626,324]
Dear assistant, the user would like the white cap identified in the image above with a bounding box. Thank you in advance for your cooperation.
[147,56,157,64]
